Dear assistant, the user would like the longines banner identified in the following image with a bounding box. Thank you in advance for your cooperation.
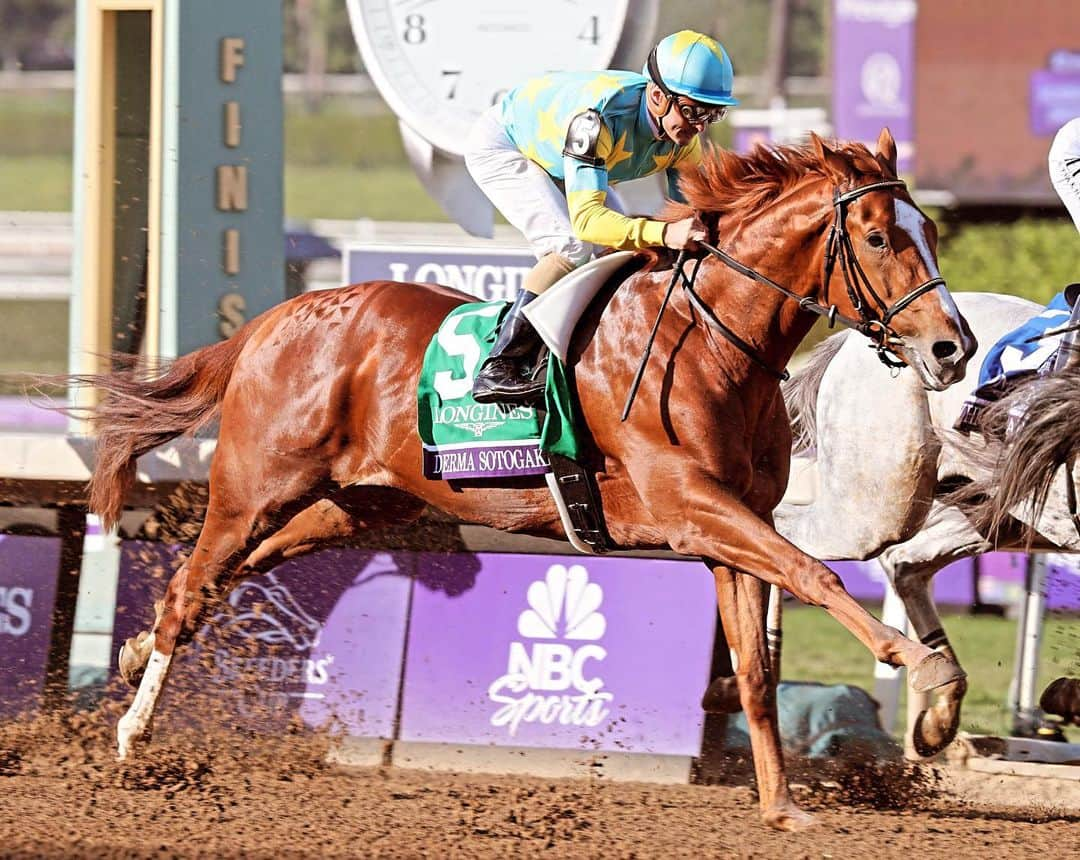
[343,244,535,303]
[0,535,60,718]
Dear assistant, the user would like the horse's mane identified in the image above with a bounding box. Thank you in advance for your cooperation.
[662,138,893,223]
[782,330,850,454]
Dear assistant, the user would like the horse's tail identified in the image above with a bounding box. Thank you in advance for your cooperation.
[945,367,1080,539]
[782,331,847,454]
[70,325,256,531]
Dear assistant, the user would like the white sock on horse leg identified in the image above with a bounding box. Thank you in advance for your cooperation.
[117,646,171,760]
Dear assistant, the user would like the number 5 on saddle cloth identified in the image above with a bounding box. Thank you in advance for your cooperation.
[416,253,638,552]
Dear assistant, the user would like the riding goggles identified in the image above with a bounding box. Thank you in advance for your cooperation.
[675,99,728,125]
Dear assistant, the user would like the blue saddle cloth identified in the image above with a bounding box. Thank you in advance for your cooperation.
[955,291,1071,431]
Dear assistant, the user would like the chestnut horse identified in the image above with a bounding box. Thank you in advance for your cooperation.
[86,130,974,831]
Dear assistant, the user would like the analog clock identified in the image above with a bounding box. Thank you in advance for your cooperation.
[347,0,634,157]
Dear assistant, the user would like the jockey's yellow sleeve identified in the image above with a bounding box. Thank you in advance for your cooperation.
[499,71,703,251]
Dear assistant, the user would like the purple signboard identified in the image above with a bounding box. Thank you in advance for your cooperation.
[113,543,413,737]
[344,244,534,303]
[399,553,716,755]
[832,0,916,173]
[978,552,1080,611]
[1030,71,1080,137]
[0,536,60,718]
[829,552,1080,610]
[0,396,67,434]
[830,558,974,607]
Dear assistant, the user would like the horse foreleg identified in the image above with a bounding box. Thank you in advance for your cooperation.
[878,501,990,756]
[654,474,964,694]
[705,584,783,715]
[712,564,815,831]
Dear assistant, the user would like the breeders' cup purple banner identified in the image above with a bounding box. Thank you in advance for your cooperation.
[832,0,916,173]
[829,553,1080,610]
[0,536,60,718]
[345,244,534,303]
[400,553,716,755]
[1030,71,1080,137]
[113,543,413,737]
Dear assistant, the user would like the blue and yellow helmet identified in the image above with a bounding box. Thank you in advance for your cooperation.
[644,30,739,107]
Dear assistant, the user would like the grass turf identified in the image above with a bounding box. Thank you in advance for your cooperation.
[782,602,1079,741]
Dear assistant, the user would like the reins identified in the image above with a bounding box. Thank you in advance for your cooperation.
[622,178,948,421]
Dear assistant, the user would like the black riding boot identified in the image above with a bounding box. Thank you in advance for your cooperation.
[472,290,546,405]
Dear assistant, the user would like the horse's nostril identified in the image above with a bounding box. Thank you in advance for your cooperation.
[932,340,958,361]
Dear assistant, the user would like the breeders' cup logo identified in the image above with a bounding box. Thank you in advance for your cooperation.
[488,564,613,737]
[860,52,903,114]
[208,573,333,697]
[214,572,322,651]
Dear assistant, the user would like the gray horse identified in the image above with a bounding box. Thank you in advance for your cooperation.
[774,290,1080,756]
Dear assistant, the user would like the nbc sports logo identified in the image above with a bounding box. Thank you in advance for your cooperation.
[488,564,613,736]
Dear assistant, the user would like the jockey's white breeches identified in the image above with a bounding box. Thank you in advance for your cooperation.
[464,106,624,266]
[1049,117,1080,234]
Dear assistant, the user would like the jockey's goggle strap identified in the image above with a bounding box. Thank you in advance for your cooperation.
[645,49,728,125]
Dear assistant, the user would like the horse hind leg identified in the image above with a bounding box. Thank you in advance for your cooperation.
[240,486,427,570]
[116,454,331,759]
[116,507,255,759]
[116,482,425,758]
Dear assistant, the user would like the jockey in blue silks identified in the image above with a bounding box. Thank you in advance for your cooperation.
[957,118,1080,430]
[463,30,739,405]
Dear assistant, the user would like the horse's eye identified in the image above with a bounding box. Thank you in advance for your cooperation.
[866,233,887,250]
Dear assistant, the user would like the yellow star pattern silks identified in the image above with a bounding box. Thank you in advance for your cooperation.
[496,69,704,251]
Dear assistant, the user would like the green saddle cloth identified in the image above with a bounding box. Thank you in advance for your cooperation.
[417,300,581,480]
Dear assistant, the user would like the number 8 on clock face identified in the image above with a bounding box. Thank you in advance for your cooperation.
[347,0,631,157]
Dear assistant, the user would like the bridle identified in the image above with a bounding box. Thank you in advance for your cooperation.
[687,179,947,376]
[622,178,949,419]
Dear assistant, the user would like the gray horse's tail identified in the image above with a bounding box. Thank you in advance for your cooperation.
[783,332,847,454]
[945,367,1080,539]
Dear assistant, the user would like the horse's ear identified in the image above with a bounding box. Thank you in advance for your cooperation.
[875,127,898,177]
[810,131,849,184]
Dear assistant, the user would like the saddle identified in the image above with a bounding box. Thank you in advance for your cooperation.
[956,285,1080,433]
[418,252,651,554]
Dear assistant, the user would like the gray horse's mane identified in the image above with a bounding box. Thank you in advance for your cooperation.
[782,331,848,454]
[945,367,1080,539]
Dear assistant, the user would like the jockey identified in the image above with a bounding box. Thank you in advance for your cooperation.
[464,30,739,404]
[1049,118,1080,371]
[1049,116,1080,234]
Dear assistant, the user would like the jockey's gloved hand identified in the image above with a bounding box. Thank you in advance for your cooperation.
[663,216,707,251]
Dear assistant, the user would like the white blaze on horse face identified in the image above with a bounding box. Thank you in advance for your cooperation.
[894,199,962,325]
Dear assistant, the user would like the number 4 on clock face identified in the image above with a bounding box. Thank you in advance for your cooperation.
[347,0,631,157]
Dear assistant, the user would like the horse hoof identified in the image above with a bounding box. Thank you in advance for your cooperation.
[908,652,966,693]
[911,708,955,758]
[763,803,816,832]
[118,631,153,687]
[701,675,743,714]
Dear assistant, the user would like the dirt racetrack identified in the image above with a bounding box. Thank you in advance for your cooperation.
[1,706,1077,859]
